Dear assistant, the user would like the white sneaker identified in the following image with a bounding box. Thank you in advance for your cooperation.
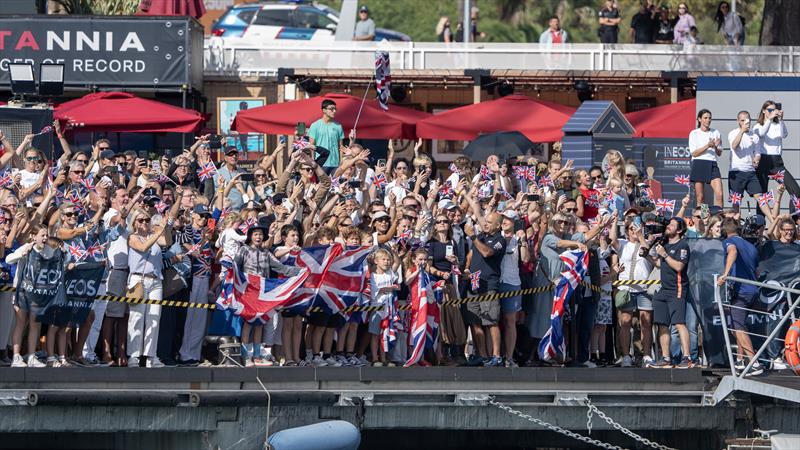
[27,354,46,368]
[11,354,26,368]
[146,356,165,368]
[621,355,633,367]
[582,360,597,368]
[642,356,656,368]
[734,359,746,371]
[127,356,141,367]
[311,355,328,367]
[324,356,342,367]
[744,361,765,377]
[770,358,788,371]
[245,358,255,368]
[47,356,59,368]
[349,355,366,367]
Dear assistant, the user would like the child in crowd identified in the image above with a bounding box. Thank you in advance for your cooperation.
[368,248,400,367]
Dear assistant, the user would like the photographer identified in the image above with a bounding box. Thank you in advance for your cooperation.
[754,101,799,203]
[717,217,764,375]
[648,217,692,368]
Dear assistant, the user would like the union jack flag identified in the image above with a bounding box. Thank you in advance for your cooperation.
[768,170,785,184]
[470,270,481,291]
[0,171,14,189]
[155,200,169,215]
[79,177,95,191]
[219,259,310,323]
[399,229,413,242]
[604,189,616,205]
[729,190,742,206]
[195,250,213,278]
[286,244,372,315]
[438,180,454,198]
[329,176,341,193]
[499,189,513,200]
[654,198,675,215]
[641,187,653,199]
[372,173,387,190]
[374,51,391,111]
[674,174,691,187]
[513,166,527,180]
[405,270,441,367]
[538,175,554,188]
[758,191,774,207]
[585,192,601,208]
[538,250,589,362]
[791,195,800,211]
[477,181,493,199]
[292,138,311,151]
[197,161,218,182]
[67,243,86,261]
[84,241,106,260]
[479,165,493,181]
[34,125,54,136]
[64,190,87,216]
[238,218,257,233]
[451,264,461,276]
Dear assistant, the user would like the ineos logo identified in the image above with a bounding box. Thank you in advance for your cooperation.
[66,279,98,297]
[34,269,61,285]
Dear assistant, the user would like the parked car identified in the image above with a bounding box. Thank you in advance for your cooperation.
[211,1,411,42]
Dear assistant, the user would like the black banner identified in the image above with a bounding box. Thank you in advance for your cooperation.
[0,16,201,88]
[39,262,105,328]
[687,239,727,366]
[16,246,65,316]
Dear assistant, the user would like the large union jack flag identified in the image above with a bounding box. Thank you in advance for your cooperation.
[538,250,589,362]
[405,270,433,367]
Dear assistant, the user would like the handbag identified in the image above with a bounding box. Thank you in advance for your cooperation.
[126,273,145,300]
[614,243,639,308]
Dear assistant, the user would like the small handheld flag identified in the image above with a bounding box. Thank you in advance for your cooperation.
[654,198,675,215]
[674,174,691,187]
[469,270,481,291]
[728,191,742,206]
[768,170,785,184]
[757,191,774,207]
[197,161,218,182]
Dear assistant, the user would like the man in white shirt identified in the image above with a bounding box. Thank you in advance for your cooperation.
[727,111,772,217]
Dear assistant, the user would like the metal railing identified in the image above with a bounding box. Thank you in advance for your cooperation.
[713,274,800,378]
[203,39,800,76]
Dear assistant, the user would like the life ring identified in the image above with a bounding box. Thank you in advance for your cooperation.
[785,319,800,376]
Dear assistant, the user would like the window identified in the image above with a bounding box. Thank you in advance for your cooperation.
[253,9,292,27]
[293,7,336,30]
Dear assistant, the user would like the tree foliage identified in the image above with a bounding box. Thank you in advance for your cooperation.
[324,0,764,45]
[53,0,139,15]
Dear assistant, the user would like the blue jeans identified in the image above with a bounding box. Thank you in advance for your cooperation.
[670,298,699,362]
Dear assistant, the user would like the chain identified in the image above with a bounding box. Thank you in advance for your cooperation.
[488,396,624,450]
[585,400,677,450]
[587,404,593,435]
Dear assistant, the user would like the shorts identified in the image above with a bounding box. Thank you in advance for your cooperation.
[617,291,654,312]
[463,290,501,326]
[595,297,612,325]
[728,170,763,197]
[368,311,384,335]
[499,282,522,314]
[653,292,686,326]
[728,291,757,331]
[308,311,331,327]
[690,159,721,184]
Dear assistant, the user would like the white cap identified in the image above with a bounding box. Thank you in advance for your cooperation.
[438,199,457,210]
[501,209,519,220]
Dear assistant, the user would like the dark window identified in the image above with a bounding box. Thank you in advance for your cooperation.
[253,9,293,27]
[293,7,336,30]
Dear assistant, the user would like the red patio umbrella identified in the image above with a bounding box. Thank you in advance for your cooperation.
[231,93,429,139]
[137,0,206,19]
[55,92,204,133]
[625,98,696,138]
[416,95,576,143]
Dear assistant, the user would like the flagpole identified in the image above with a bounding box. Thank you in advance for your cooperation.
[352,78,374,137]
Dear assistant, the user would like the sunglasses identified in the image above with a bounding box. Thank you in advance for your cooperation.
[555,219,570,225]
[255,173,267,177]
[137,217,151,224]
[404,215,418,220]
[395,166,408,171]
[564,208,577,213]
[592,175,604,180]
[72,170,85,175]
[300,167,313,172]
[26,157,41,162]
[98,146,111,150]
[76,159,88,163]
[435,220,449,224]
[63,211,77,217]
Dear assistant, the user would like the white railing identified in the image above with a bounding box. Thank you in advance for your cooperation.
[203,39,800,76]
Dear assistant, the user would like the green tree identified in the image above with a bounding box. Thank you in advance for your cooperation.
[52,0,139,15]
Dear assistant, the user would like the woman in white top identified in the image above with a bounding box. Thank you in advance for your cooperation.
[126,208,171,367]
[689,108,723,207]
[753,100,799,201]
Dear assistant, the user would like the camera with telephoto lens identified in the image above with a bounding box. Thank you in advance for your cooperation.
[642,212,666,240]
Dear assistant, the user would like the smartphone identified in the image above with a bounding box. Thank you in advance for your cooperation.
[208,134,223,150]
[526,194,540,202]
[240,173,255,183]
[700,203,709,219]
[445,245,454,258]
[633,216,643,228]
[279,135,287,145]
[296,122,306,136]
[514,219,525,233]
[776,102,782,110]
[348,180,362,189]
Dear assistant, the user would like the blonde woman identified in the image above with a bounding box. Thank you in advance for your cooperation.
[436,17,453,43]
[127,208,172,367]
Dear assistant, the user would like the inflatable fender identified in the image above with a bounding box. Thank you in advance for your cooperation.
[268,420,360,450]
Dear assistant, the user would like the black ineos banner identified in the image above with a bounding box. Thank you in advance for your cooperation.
[0,16,202,88]
[39,262,105,328]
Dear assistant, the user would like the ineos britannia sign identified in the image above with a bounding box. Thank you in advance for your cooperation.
[0,16,203,89]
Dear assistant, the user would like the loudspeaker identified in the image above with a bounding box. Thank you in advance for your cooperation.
[0,105,54,159]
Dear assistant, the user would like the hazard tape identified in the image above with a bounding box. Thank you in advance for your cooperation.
[0,278,661,312]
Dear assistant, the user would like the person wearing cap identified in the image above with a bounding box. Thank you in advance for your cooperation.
[354,5,375,41]
[498,209,529,367]
[175,203,215,366]
[217,146,248,211]
[233,217,304,367]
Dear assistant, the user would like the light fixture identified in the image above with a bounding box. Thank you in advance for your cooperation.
[39,63,65,96]
[8,63,36,95]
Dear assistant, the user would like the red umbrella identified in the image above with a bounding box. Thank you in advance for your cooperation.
[55,91,204,133]
[416,95,576,143]
[231,93,429,139]
[137,0,205,19]
[625,98,696,138]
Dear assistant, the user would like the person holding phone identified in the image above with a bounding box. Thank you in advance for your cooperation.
[308,99,345,175]
[754,100,799,203]
[689,109,723,207]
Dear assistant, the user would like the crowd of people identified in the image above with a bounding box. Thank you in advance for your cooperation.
[0,96,796,374]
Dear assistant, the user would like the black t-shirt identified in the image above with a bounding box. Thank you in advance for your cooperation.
[655,18,676,42]
[469,231,506,293]
[429,239,455,276]
[631,11,657,43]
[599,7,620,32]
[658,238,690,299]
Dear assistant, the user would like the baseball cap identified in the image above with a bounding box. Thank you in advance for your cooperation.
[224,146,238,155]
[359,5,369,13]
[371,211,390,222]
[193,204,210,216]
[501,209,519,220]
[100,149,115,160]
[437,199,457,210]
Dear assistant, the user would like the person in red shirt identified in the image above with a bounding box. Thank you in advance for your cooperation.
[576,169,600,220]
[539,16,568,44]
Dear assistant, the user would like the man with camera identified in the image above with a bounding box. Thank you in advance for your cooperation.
[647,217,692,368]
[717,217,764,375]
